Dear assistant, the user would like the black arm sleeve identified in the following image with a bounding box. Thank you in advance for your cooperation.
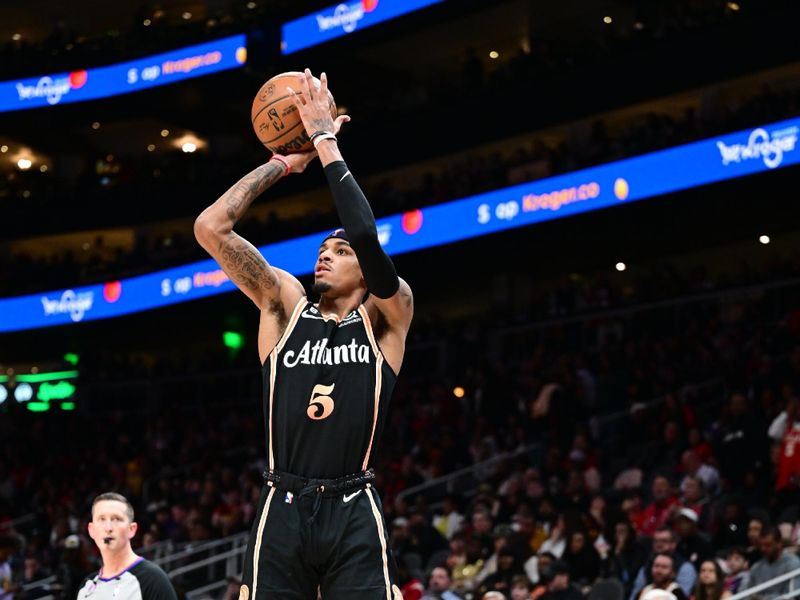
[324,160,399,298]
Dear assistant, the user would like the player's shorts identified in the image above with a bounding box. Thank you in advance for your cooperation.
[239,469,403,600]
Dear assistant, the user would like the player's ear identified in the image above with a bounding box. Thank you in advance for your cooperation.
[129,522,138,539]
[87,522,95,538]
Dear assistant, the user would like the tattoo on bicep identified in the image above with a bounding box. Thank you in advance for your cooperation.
[218,235,277,291]
[223,162,284,224]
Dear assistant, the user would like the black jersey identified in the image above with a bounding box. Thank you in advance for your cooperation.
[261,299,397,479]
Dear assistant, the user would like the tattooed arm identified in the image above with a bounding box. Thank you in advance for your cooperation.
[194,157,307,311]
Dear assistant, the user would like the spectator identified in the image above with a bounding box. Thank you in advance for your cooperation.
[510,575,534,600]
[18,557,48,600]
[680,452,720,497]
[713,394,767,488]
[606,521,648,596]
[434,496,465,541]
[674,509,714,571]
[745,517,767,565]
[478,546,523,597]
[539,561,583,600]
[561,530,601,587]
[55,535,91,600]
[712,501,747,551]
[722,548,749,595]
[0,536,19,600]
[630,527,697,600]
[398,555,426,600]
[692,560,730,600]
[769,397,800,500]
[744,527,800,599]
[679,478,712,531]
[640,476,680,537]
[637,554,688,600]
[422,566,462,600]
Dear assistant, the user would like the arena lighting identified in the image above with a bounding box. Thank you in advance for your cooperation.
[247,1,257,8]
[223,331,244,350]
[17,158,32,170]
[1,115,799,333]
[616,262,627,272]
[603,16,613,24]
[11,33,21,41]
[453,386,466,398]
[161,129,170,137]
[489,51,499,59]
[182,12,192,20]
[39,165,48,172]
[0,385,7,404]
[147,144,156,152]
[181,142,197,153]
[0,145,7,152]
[143,19,152,26]
[759,235,771,245]
[0,34,247,113]
[727,2,741,10]
[91,121,100,130]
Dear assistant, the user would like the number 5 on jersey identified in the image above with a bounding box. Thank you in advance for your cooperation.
[307,383,335,420]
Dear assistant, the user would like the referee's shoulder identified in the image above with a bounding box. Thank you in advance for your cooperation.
[131,558,178,600]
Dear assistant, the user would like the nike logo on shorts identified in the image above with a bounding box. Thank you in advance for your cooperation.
[343,489,362,503]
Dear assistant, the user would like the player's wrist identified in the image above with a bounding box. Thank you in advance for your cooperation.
[269,154,292,176]
[310,131,337,148]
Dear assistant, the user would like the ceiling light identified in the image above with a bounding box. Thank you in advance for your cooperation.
[182,11,192,20]
[143,19,152,26]
[39,165,48,173]
[147,144,156,152]
[182,142,197,153]
[615,262,626,272]
[161,129,169,137]
[0,145,7,153]
[92,121,100,130]
[759,235,770,245]
[17,158,32,170]
[489,50,499,59]
[603,16,613,24]
[247,1,257,8]
[727,2,740,10]
[12,33,21,41]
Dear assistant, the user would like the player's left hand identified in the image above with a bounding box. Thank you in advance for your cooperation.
[287,69,349,138]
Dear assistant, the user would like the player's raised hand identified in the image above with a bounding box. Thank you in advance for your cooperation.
[287,69,348,138]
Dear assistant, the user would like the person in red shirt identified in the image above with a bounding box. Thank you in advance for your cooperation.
[639,476,679,537]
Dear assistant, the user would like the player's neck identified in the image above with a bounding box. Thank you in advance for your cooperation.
[100,549,140,578]
[317,292,362,319]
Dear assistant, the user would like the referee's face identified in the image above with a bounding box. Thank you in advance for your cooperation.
[88,500,138,553]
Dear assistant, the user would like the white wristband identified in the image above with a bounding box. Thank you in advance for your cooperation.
[312,133,337,148]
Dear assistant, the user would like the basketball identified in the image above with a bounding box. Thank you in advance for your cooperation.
[251,71,337,155]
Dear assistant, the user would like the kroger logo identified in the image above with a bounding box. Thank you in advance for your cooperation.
[316,2,368,33]
[41,290,95,322]
[717,126,798,170]
[16,76,72,105]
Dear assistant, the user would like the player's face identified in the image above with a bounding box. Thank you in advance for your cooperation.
[88,500,137,553]
[313,240,363,294]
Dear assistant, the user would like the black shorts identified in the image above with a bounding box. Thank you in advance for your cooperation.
[240,478,401,600]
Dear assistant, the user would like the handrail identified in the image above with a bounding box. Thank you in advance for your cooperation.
[167,546,246,578]
[154,532,249,567]
[727,565,800,600]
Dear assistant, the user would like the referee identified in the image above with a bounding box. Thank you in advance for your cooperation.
[77,493,177,600]
[195,69,414,599]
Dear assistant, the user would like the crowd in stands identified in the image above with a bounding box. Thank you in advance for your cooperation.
[2,259,800,600]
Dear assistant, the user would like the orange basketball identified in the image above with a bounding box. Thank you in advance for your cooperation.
[251,71,337,155]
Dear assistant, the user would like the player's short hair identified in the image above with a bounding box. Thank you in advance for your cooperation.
[91,492,135,522]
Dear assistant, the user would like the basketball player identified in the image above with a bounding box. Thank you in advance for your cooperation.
[77,493,177,600]
[194,69,413,599]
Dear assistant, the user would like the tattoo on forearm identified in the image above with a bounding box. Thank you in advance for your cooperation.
[223,162,285,223]
[218,234,277,291]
